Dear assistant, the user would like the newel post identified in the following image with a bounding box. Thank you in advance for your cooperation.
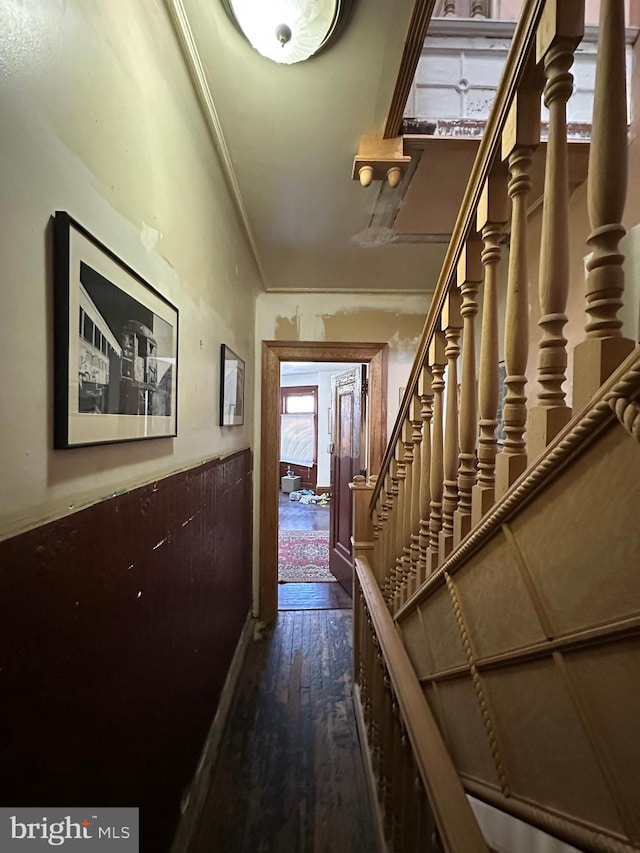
[351,474,377,579]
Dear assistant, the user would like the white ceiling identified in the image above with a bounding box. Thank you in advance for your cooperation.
[172,0,447,294]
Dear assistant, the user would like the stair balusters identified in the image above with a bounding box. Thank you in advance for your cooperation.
[454,239,482,544]
[495,90,540,498]
[472,175,507,527]
[427,332,446,574]
[416,365,433,588]
[527,0,584,460]
[407,393,423,600]
[439,289,463,559]
[573,0,634,408]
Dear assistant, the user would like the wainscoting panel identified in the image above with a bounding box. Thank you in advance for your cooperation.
[0,449,252,852]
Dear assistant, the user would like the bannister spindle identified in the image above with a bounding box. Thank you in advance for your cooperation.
[454,239,482,544]
[495,91,540,499]
[573,0,634,409]
[382,466,397,603]
[472,174,508,527]
[416,365,433,588]
[397,421,414,609]
[427,331,446,574]
[392,441,407,607]
[439,288,463,559]
[527,0,584,460]
[376,481,389,586]
[407,393,423,600]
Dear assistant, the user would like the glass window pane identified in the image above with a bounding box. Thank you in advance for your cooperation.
[280,413,315,466]
[286,394,315,413]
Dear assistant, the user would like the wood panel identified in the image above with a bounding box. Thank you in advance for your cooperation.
[396,355,640,852]
[0,450,253,853]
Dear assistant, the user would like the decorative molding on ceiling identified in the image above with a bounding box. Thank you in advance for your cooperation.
[164,0,268,289]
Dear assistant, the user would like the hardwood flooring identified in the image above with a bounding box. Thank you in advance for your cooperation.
[278,581,351,611]
[190,609,379,853]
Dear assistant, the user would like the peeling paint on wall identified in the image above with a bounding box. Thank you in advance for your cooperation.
[141,221,161,252]
[274,314,299,340]
[322,310,424,350]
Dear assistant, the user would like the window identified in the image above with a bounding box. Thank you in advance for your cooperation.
[280,386,317,467]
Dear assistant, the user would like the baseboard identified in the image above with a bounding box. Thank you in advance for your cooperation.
[170,610,255,853]
[353,682,388,853]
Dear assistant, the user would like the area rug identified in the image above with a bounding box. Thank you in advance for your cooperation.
[278,530,333,583]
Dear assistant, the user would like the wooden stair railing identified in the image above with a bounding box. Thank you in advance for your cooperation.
[351,522,488,852]
[369,0,635,605]
[353,0,638,850]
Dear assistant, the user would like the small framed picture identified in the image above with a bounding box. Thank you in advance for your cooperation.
[220,344,245,427]
[53,211,178,449]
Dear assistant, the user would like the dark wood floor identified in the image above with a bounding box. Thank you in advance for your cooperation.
[190,609,380,853]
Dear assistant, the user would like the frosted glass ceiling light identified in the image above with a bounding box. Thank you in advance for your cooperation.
[223,0,350,64]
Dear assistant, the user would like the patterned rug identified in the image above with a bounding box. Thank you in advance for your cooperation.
[278,530,333,583]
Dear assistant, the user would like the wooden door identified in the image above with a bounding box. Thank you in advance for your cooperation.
[329,366,367,595]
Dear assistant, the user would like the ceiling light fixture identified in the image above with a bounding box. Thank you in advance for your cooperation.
[222,0,351,65]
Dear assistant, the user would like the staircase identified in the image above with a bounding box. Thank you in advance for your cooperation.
[350,2,640,851]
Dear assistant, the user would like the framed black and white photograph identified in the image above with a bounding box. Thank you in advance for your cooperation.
[220,344,245,427]
[53,211,178,448]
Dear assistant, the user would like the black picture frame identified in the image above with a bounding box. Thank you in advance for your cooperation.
[53,211,179,449]
[220,344,245,427]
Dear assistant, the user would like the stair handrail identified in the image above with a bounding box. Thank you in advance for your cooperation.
[372,0,547,509]
[354,553,489,852]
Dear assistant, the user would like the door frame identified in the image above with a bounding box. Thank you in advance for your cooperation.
[260,341,388,621]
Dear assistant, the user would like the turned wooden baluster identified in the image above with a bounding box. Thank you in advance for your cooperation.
[573,0,634,409]
[376,480,389,588]
[454,239,481,545]
[495,90,540,499]
[439,288,463,559]
[443,0,456,17]
[396,422,414,609]
[416,365,433,588]
[471,0,487,18]
[472,175,508,527]
[427,331,446,574]
[378,475,390,600]
[383,458,400,604]
[392,441,407,607]
[406,392,423,600]
[527,0,584,460]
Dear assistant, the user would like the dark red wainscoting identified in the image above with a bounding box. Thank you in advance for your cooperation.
[0,449,253,853]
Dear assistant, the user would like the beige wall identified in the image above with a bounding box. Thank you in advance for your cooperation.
[0,0,262,540]
[255,291,430,438]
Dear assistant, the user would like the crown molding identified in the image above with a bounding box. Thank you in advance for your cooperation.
[164,0,268,289]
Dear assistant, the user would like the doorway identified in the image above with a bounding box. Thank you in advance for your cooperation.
[260,341,388,621]
[278,362,362,610]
